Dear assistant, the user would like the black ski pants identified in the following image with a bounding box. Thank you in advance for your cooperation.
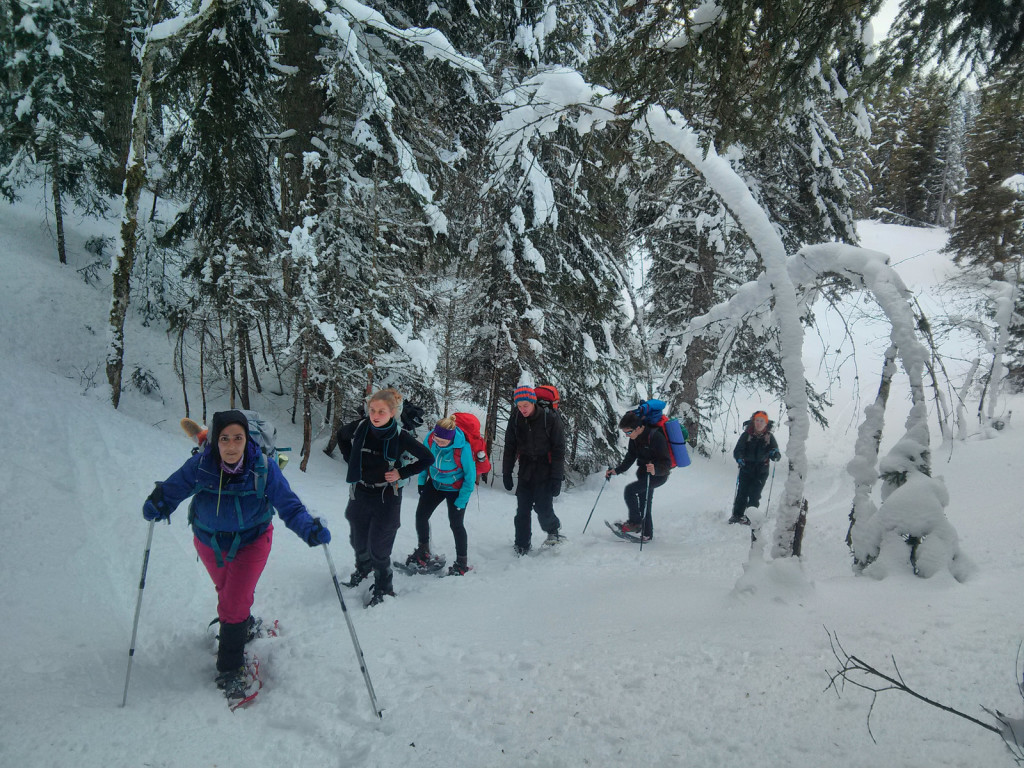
[514,480,560,550]
[624,473,667,538]
[415,481,468,560]
[346,484,402,583]
[733,466,769,517]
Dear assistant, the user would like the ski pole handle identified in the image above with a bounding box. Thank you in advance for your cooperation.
[121,520,155,708]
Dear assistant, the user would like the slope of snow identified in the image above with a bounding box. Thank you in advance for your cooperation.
[1,197,1021,767]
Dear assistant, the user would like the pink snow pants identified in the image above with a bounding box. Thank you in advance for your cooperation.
[194,525,273,624]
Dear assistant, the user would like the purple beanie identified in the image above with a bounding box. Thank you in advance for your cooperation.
[433,424,457,441]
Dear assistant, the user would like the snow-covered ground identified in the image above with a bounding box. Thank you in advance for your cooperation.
[2,197,1021,767]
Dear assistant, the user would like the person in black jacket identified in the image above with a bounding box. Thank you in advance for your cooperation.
[730,410,781,525]
[605,410,672,541]
[336,388,433,606]
[502,385,566,555]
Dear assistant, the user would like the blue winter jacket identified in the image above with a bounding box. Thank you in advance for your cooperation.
[418,429,477,509]
[156,441,319,564]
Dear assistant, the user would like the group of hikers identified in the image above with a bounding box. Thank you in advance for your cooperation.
[140,383,781,700]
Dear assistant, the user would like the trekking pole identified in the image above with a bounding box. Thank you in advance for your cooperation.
[121,520,155,707]
[764,464,777,515]
[639,472,651,552]
[322,543,383,720]
[581,474,610,534]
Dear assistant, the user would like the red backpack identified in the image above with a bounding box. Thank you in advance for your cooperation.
[451,412,492,478]
[535,384,560,409]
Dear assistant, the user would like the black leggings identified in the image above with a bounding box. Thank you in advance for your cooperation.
[624,473,668,538]
[415,481,468,559]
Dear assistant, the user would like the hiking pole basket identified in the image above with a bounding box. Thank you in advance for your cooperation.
[323,543,383,719]
[581,474,611,534]
[121,520,155,707]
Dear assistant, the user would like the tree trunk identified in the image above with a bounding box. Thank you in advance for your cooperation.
[323,381,344,456]
[300,349,312,471]
[106,0,216,408]
[177,324,189,417]
[99,0,133,195]
[51,160,66,264]
[199,320,208,422]
[237,322,251,410]
[244,326,262,394]
[277,0,326,303]
[672,236,719,442]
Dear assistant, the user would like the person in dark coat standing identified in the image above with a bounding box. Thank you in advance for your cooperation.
[336,388,433,606]
[730,410,781,524]
[605,410,672,541]
[502,385,566,555]
[142,410,331,699]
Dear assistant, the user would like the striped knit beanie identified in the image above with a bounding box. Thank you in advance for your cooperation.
[513,385,537,405]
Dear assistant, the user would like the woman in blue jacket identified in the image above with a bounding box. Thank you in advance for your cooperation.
[405,416,477,576]
[142,410,330,699]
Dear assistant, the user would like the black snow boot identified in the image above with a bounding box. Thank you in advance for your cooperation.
[365,567,396,607]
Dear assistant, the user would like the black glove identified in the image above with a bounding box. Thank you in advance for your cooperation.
[549,478,562,497]
[503,474,514,491]
[768,449,781,461]
[142,483,170,522]
[418,484,426,495]
[305,517,331,547]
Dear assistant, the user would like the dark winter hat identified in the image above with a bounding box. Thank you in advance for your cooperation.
[513,386,537,405]
[432,423,457,442]
[210,410,250,456]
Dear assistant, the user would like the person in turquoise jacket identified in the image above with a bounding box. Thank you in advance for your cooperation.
[405,416,477,576]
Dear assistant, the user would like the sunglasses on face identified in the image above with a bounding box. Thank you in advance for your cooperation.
[623,428,637,436]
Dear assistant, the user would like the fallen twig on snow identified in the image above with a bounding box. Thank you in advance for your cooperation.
[824,628,1024,763]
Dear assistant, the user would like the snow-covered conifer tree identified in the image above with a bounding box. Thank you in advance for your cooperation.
[1,0,108,263]
[159,0,283,409]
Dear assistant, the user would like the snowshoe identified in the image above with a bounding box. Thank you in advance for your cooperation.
[728,515,751,525]
[605,520,649,543]
[216,654,261,708]
[543,531,567,546]
[446,561,472,576]
[394,554,446,575]
[513,544,531,557]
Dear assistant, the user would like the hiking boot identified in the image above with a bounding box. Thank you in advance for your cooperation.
[640,534,653,543]
[365,583,396,608]
[215,666,250,700]
[447,560,471,576]
[619,521,642,533]
[728,514,751,525]
[513,544,530,557]
[405,545,432,567]
[544,531,566,546]
[342,566,371,588]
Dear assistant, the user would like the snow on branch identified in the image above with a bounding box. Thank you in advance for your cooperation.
[305,0,488,78]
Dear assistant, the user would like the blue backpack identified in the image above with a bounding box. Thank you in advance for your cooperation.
[634,399,691,468]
